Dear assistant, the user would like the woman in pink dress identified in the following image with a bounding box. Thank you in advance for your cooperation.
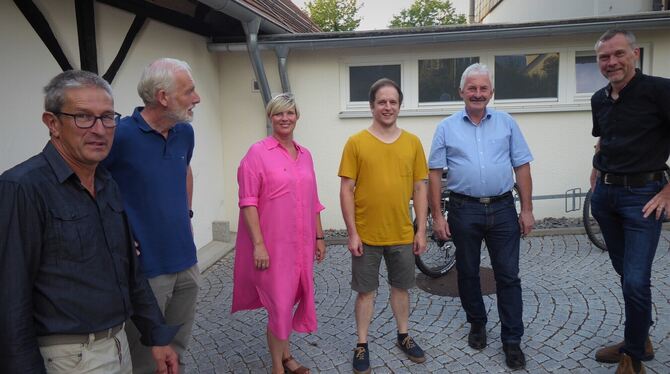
[232,93,326,374]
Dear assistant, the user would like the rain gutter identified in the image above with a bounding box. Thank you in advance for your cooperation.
[208,14,670,52]
[198,0,290,34]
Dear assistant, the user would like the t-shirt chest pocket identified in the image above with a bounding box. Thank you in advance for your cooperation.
[47,207,94,262]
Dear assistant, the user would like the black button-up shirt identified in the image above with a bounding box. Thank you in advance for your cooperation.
[591,69,670,174]
[0,142,178,373]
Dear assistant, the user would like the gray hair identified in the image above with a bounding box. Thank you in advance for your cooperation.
[460,63,493,90]
[595,29,637,51]
[137,58,193,106]
[43,70,113,112]
[266,93,299,118]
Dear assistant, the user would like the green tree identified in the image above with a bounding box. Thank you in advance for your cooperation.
[303,0,362,32]
[389,0,466,28]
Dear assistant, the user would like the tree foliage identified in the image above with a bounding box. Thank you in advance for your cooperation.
[303,0,363,32]
[389,0,466,28]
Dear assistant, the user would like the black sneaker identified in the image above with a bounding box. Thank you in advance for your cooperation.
[396,335,426,363]
[503,343,526,370]
[353,345,371,374]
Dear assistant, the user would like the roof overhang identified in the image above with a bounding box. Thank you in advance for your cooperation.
[209,11,670,52]
[197,0,291,34]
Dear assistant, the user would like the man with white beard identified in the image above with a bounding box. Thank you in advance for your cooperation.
[103,58,201,374]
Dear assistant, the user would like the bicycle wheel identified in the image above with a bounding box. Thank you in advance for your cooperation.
[414,207,456,278]
[583,190,607,251]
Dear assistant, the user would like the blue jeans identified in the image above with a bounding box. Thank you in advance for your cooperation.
[591,179,665,360]
[448,194,523,343]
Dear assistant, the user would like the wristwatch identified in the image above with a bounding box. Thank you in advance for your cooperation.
[189,209,194,219]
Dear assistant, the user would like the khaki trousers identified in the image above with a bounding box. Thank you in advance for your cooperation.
[126,264,200,373]
[40,329,132,374]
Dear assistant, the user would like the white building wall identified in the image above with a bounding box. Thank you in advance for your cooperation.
[481,0,652,23]
[2,1,668,234]
[218,30,670,231]
[0,0,225,249]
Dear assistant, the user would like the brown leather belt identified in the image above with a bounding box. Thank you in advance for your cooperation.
[600,171,665,187]
[37,323,125,347]
[449,191,512,204]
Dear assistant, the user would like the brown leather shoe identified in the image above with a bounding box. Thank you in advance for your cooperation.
[615,353,646,374]
[595,337,654,363]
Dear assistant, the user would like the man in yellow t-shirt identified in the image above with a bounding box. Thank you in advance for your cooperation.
[339,78,429,374]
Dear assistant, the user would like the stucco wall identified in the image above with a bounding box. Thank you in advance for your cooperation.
[218,30,670,231]
[0,0,224,248]
[481,0,651,23]
[3,1,668,234]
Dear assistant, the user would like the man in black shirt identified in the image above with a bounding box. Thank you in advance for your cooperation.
[589,29,670,374]
[0,70,179,373]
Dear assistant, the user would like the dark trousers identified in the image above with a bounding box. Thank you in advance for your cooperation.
[591,179,664,360]
[448,194,524,343]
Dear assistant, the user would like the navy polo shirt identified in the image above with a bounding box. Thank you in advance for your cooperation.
[102,107,197,278]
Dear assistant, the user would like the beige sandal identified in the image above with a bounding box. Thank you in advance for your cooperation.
[282,355,310,374]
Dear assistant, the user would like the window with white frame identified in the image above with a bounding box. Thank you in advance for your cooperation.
[349,64,401,102]
[339,44,651,116]
[494,53,559,100]
[576,48,645,94]
[575,51,608,94]
[418,57,479,103]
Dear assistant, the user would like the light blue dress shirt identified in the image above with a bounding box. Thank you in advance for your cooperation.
[428,108,533,197]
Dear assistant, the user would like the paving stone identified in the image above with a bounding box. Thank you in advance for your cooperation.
[183,231,670,373]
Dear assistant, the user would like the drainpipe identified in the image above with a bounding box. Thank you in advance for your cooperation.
[275,45,291,93]
[242,18,272,134]
[469,0,475,24]
[652,0,663,11]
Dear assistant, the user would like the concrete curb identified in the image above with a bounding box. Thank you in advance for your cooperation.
[205,223,670,265]
[197,233,236,273]
[324,222,670,245]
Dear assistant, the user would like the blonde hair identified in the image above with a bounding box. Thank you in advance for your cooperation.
[266,93,299,118]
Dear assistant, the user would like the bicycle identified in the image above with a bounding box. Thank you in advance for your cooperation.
[412,171,521,278]
[582,190,607,251]
[412,171,456,278]
[583,187,670,252]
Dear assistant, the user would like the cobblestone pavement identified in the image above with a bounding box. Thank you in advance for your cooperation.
[184,231,670,373]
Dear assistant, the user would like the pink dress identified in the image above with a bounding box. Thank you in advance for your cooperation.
[231,136,325,339]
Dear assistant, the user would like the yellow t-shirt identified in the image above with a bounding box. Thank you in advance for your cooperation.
[338,129,428,245]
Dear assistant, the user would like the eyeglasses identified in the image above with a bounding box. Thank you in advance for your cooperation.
[55,111,121,129]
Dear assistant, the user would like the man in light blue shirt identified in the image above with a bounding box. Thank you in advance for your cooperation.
[428,63,534,370]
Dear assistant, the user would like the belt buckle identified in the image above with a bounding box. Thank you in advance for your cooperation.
[479,197,492,204]
[603,173,612,185]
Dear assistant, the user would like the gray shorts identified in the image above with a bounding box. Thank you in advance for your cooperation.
[351,243,416,293]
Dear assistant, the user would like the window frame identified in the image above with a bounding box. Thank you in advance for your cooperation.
[568,43,650,104]
[341,59,405,111]
[416,55,481,108]
[338,43,652,118]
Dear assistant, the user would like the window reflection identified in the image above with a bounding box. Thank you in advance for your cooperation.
[494,53,559,100]
[349,65,401,102]
[419,57,479,102]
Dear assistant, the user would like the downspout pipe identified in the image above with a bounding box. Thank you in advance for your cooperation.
[275,45,291,93]
[242,18,273,134]
[469,0,475,24]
